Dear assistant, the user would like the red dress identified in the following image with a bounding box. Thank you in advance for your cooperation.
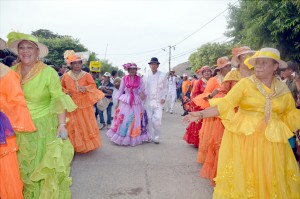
[183,79,207,147]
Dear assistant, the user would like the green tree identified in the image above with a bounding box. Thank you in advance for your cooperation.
[39,36,87,66]
[189,42,233,72]
[99,59,124,77]
[226,0,300,62]
[32,29,62,39]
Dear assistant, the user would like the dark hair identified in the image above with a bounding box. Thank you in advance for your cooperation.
[3,56,16,67]
[82,67,90,72]
[111,70,117,77]
[52,65,60,72]
[286,61,299,72]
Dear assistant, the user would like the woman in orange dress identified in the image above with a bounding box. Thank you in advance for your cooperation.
[0,38,36,199]
[193,57,231,165]
[61,51,104,153]
[183,66,212,147]
[201,47,255,184]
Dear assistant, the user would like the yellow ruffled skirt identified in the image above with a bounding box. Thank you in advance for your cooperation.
[213,129,300,199]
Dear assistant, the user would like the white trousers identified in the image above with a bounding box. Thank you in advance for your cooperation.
[165,90,177,112]
[146,105,163,141]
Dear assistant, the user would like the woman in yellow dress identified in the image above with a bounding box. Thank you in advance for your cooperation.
[183,48,300,199]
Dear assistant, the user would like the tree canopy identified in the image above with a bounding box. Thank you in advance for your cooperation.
[189,42,233,72]
[32,29,123,76]
[39,36,87,66]
[226,0,300,62]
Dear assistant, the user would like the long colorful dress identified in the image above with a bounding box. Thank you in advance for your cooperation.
[106,75,149,146]
[0,64,36,199]
[201,69,244,184]
[61,70,104,153]
[183,78,207,147]
[193,74,224,164]
[212,75,300,199]
[13,61,77,199]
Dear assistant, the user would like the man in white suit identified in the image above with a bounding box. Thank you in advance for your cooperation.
[143,57,168,144]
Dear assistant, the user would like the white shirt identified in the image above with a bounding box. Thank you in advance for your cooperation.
[167,76,177,92]
[143,71,168,108]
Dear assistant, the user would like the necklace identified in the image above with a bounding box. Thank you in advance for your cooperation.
[15,61,46,85]
[67,70,86,91]
[252,75,276,123]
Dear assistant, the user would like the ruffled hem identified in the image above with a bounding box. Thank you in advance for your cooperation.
[66,106,101,153]
[106,129,150,146]
[49,94,77,114]
[183,121,202,147]
[200,133,223,186]
[197,117,218,163]
[0,136,23,199]
[118,94,143,105]
[16,113,74,199]
[30,139,74,199]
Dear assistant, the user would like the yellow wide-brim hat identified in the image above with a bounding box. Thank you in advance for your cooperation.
[7,32,49,58]
[244,47,287,69]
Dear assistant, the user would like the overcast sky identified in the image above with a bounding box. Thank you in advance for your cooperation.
[0,0,237,73]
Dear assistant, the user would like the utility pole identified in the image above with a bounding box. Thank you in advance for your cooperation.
[104,44,108,60]
[168,45,171,72]
[163,45,175,72]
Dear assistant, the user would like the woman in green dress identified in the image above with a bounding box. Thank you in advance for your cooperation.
[8,32,77,199]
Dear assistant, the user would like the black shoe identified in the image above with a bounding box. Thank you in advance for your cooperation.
[181,112,188,116]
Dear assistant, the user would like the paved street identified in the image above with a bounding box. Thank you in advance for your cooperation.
[70,101,213,199]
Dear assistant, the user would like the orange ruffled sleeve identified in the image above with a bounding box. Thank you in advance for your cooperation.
[0,70,36,132]
[61,72,104,108]
[193,77,221,109]
[84,73,105,104]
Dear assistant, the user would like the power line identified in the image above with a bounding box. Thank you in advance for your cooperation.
[173,0,238,47]
[96,46,169,56]
[170,35,228,60]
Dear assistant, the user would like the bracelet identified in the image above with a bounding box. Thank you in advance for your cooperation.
[198,112,204,120]
[58,123,66,126]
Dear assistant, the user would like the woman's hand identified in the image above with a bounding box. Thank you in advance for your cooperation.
[56,124,68,140]
[181,111,203,125]
[78,86,87,93]
[211,89,219,97]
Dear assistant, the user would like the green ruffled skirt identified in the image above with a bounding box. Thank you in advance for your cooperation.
[16,113,74,199]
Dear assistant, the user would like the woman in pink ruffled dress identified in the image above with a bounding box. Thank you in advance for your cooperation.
[106,63,149,146]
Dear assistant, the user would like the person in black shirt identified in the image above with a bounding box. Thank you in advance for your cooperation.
[99,72,114,129]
